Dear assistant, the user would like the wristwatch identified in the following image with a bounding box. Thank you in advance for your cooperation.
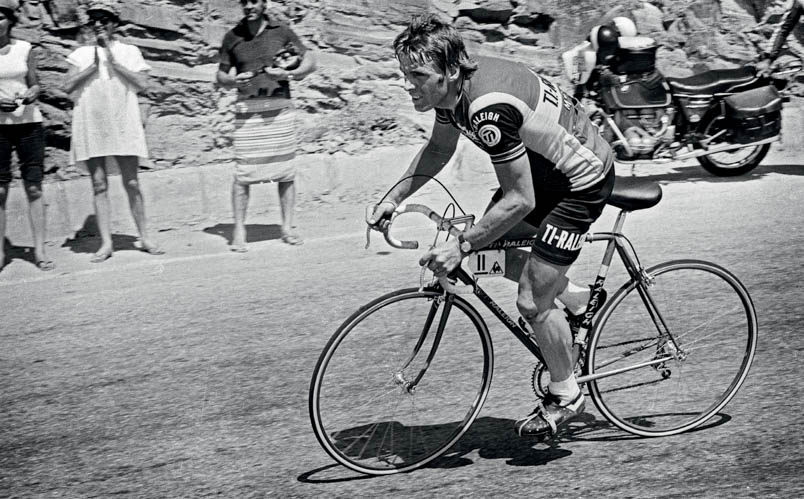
[458,233,473,255]
[286,72,294,81]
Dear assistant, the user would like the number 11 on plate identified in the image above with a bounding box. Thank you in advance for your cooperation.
[467,249,506,277]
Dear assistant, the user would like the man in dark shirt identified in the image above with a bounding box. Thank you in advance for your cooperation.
[216,0,316,249]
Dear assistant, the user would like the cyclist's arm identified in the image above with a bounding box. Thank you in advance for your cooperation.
[460,153,536,250]
[769,0,803,61]
[382,118,460,206]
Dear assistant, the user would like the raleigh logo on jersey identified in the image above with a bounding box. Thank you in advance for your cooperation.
[478,124,501,147]
[541,224,586,251]
[471,111,502,147]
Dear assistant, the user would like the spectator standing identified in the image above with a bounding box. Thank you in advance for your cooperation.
[62,0,162,263]
[0,0,53,271]
[217,0,316,250]
[768,0,804,61]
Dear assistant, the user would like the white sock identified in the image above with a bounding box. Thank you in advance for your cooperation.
[548,377,582,407]
[556,281,589,316]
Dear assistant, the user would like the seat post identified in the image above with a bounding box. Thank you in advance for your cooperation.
[596,209,628,272]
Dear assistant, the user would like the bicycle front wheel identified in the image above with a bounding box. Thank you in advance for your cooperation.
[587,260,757,437]
[309,288,493,475]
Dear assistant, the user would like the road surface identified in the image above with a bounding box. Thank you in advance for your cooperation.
[2,143,804,497]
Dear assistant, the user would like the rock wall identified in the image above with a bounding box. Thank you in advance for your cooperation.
[7,0,803,177]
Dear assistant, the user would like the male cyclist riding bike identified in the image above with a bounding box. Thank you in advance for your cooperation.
[367,14,616,439]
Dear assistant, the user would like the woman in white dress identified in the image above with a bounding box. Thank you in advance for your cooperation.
[63,0,162,262]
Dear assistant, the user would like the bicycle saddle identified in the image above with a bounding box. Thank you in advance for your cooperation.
[607,177,662,211]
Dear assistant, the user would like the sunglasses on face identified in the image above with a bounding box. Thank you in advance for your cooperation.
[87,14,114,25]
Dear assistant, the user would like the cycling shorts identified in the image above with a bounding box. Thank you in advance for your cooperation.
[491,167,615,266]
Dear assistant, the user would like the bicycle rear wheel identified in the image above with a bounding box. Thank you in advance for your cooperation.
[586,260,757,437]
[309,288,493,475]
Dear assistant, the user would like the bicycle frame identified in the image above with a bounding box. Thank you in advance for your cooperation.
[433,208,681,385]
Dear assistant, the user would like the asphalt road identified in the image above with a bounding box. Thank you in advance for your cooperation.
[2,147,804,497]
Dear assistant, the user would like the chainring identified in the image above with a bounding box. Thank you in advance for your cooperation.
[530,362,551,398]
[530,355,587,398]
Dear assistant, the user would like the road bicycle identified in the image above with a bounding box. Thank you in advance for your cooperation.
[308,177,758,475]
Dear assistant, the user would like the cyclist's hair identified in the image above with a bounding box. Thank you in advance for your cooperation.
[393,13,478,80]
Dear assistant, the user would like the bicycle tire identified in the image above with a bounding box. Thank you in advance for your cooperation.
[309,287,494,475]
[586,259,758,437]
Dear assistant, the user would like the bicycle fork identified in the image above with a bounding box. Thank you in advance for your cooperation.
[392,294,453,394]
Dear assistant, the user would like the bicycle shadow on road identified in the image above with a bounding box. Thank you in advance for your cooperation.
[548,411,732,443]
[620,162,804,184]
[202,223,284,245]
[296,416,573,483]
[427,416,574,468]
[427,410,733,467]
[297,411,734,482]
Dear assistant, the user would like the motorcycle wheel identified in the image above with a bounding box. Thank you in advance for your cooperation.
[695,110,770,177]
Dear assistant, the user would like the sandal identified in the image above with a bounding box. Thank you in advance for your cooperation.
[280,232,304,246]
[134,240,165,255]
[230,244,248,253]
[90,250,113,263]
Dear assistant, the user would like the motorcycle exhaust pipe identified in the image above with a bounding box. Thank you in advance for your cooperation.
[668,135,779,162]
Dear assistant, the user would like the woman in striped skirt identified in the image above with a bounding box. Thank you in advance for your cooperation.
[217,0,316,250]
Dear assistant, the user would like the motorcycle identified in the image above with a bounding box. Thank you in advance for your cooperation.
[562,35,802,176]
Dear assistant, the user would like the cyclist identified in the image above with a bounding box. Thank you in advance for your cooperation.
[367,14,616,440]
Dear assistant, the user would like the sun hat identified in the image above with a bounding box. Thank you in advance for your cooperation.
[86,0,122,18]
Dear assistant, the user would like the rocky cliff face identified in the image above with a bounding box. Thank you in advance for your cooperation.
[9,0,803,176]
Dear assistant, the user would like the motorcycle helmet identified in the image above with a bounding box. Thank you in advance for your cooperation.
[590,23,620,65]
[612,16,638,37]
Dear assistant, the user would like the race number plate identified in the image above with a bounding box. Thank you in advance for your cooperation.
[467,249,506,277]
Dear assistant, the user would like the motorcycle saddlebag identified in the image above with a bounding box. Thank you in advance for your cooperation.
[724,85,782,144]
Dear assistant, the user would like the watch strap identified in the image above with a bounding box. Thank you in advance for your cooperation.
[458,233,472,254]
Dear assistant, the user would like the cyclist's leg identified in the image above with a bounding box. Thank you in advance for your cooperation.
[514,254,586,438]
[512,171,614,438]
[517,255,574,382]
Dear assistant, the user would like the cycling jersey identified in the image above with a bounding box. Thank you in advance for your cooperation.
[435,56,614,192]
